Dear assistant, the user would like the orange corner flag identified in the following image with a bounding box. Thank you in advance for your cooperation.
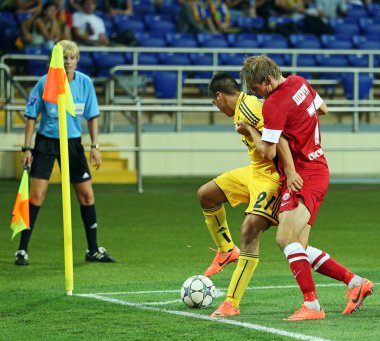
[42,43,75,116]
[11,168,30,240]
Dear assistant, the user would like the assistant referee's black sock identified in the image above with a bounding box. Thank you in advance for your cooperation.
[80,204,98,252]
[18,203,40,252]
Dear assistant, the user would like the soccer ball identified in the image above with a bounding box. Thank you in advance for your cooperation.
[180,275,216,308]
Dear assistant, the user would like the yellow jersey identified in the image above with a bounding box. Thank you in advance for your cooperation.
[234,92,279,177]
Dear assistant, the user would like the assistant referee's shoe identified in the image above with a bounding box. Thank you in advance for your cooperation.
[85,247,116,263]
[15,250,29,266]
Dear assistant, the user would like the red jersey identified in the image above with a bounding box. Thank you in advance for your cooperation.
[261,76,328,173]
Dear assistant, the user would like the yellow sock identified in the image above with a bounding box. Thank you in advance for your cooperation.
[203,204,234,252]
[226,252,259,308]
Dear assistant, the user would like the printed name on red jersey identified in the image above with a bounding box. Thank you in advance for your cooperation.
[308,148,324,160]
[292,84,310,106]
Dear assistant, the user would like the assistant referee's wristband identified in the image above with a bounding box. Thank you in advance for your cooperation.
[21,146,32,152]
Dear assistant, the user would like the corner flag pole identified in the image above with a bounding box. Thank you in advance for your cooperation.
[58,94,74,296]
[42,43,76,296]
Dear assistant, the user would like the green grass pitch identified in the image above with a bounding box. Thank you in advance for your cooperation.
[0,178,379,340]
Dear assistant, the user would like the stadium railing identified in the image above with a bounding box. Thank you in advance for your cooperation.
[2,103,380,191]
[1,47,380,133]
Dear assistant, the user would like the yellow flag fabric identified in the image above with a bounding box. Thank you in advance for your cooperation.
[11,169,30,239]
[42,43,75,116]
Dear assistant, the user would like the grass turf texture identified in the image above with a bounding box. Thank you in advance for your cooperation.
[0,178,379,341]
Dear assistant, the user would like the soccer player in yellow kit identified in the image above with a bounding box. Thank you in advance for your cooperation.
[198,72,283,316]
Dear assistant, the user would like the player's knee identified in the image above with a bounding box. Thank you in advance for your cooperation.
[197,184,211,205]
[275,233,288,250]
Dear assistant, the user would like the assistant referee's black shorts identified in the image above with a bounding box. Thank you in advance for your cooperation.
[30,133,92,184]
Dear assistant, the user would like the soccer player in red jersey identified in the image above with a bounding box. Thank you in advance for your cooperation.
[239,55,374,321]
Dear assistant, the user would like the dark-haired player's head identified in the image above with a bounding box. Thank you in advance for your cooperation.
[208,72,241,117]
[208,72,240,99]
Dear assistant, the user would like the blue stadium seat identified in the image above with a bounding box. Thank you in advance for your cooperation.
[330,18,361,37]
[219,53,246,78]
[316,54,349,95]
[144,14,176,34]
[137,34,167,47]
[350,36,380,67]
[368,3,380,16]
[3,28,20,53]
[320,34,352,49]
[0,11,17,28]
[257,33,288,47]
[133,0,156,16]
[153,71,183,99]
[113,15,145,34]
[316,54,349,68]
[92,52,126,77]
[320,35,353,50]
[158,53,190,83]
[77,52,95,76]
[196,33,229,48]
[236,16,265,32]
[189,53,213,81]
[227,33,259,48]
[295,55,318,79]
[361,21,380,37]
[165,33,198,47]
[137,53,159,77]
[257,34,290,66]
[16,12,33,24]
[158,52,191,66]
[102,15,115,37]
[346,4,370,20]
[268,15,295,28]
[342,73,374,100]
[289,34,321,49]
[23,46,50,76]
[158,3,181,17]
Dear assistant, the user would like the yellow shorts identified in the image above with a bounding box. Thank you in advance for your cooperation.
[214,165,282,225]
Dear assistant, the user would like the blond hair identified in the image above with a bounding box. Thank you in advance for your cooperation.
[240,55,281,86]
[58,40,80,61]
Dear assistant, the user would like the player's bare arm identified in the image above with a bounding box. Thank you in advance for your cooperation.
[235,120,276,160]
[277,137,303,192]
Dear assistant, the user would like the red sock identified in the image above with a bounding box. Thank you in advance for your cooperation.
[306,246,354,285]
[285,243,316,296]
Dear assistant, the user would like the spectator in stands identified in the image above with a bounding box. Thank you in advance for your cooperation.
[255,0,281,19]
[206,0,234,33]
[177,0,213,33]
[105,0,133,17]
[1,0,42,15]
[52,0,72,40]
[225,0,256,19]
[72,0,109,46]
[17,2,60,49]
[315,0,347,21]
[15,39,115,266]
[68,0,83,12]
[302,0,338,36]
[276,0,305,20]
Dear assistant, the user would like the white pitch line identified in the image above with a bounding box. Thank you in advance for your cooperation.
[76,293,332,341]
[90,282,349,296]
[141,288,226,306]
